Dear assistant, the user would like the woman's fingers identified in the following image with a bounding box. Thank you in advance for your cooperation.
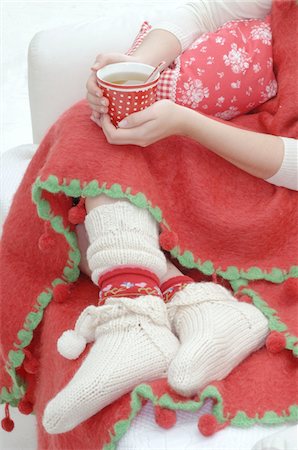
[86,72,102,98]
[86,93,108,114]
[91,111,100,120]
[117,107,154,129]
[91,53,108,71]
[86,72,109,113]
[100,114,145,145]
[90,115,102,126]
[90,52,134,71]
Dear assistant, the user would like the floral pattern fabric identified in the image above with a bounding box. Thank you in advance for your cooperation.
[128,16,276,120]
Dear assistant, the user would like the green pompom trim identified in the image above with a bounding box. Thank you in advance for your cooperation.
[237,287,298,355]
[102,384,298,449]
[35,176,298,284]
[1,179,80,406]
[2,175,297,446]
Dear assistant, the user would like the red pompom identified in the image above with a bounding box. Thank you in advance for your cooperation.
[18,399,33,415]
[159,230,178,251]
[23,349,39,374]
[266,331,286,353]
[154,406,177,429]
[68,198,86,224]
[1,404,14,432]
[198,414,219,436]
[38,221,56,252]
[53,283,71,303]
[1,417,14,432]
[23,356,39,374]
[38,233,55,252]
[68,206,86,224]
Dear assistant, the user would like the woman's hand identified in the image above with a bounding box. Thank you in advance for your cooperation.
[86,53,140,120]
[91,100,185,147]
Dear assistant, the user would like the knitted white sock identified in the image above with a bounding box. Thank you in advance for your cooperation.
[252,425,298,450]
[167,282,269,397]
[42,296,179,434]
[85,201,167,284]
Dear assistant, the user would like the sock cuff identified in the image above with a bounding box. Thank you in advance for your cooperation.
[98,266,163,305]
[85,201,167,283]
[160,275,194,303]
[85,201,159,242]
[99,267,160,287]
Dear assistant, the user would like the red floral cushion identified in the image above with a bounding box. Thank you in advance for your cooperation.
[128,17,276,120]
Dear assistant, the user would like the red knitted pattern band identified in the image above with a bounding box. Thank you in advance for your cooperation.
[97,267,163,305]
[160,276,194,303]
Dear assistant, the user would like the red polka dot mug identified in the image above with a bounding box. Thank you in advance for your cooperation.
[96,62,160,127]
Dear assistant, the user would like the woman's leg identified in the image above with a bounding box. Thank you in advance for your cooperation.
[77,211,269,400]
[42,195,179,434]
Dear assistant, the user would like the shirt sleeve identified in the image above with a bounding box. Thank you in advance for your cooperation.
[265,137,298,191]
[150,0,272,51]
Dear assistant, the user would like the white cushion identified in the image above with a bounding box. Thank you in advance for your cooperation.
[28,5,180,144]
[0,144,37,234]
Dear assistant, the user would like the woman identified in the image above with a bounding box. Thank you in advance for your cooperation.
[1,1,297,449]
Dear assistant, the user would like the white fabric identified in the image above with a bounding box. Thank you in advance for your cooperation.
[252,425,298,450]
[151,0,272,52]
[0,144,37,235]
[43,295,179,434]
[266,137,298,191]
[85,201,167,284]
[119,402,296,450]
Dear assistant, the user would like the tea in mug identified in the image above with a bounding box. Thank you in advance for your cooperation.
[104,72,148,86]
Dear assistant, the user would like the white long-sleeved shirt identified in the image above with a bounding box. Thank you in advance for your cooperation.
[150,1,298,190]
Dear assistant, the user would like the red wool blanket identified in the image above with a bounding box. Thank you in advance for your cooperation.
[1,1,297,448]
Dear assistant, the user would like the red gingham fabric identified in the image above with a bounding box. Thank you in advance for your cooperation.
[127,17,276,119]
[127,22,177,101]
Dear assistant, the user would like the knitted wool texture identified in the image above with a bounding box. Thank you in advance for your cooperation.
[85,201,167,284]
[0,1,297,448]
[43,296,179,434]
[167,282,269,397]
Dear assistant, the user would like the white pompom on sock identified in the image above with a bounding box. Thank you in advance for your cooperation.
[84,201,167,284]
[57,330,87,360]
[167,282,269,397]
[57,305,101,360]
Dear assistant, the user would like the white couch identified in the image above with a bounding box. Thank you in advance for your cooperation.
[1,6,290,449]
